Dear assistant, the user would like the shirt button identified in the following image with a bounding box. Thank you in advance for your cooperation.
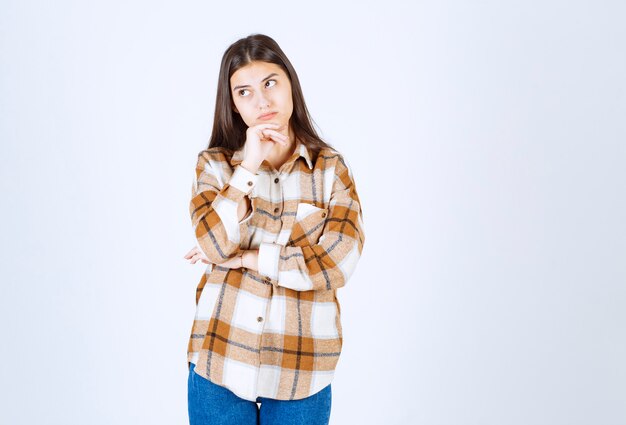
[257,316,264,322]
[247,181,253,186]
[274,207,279,213]
[321,212,326,218]
[274,177,279,183]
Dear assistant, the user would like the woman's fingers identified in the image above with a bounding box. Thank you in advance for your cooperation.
[183,247,197,259]
[260,129,288,145]
[263,129,287,139]
[184,246,213,265]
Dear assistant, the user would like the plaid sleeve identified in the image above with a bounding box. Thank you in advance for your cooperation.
[190,151,258,264]
[258,156,365,291]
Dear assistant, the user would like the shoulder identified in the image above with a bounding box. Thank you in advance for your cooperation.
[317,146,354,178]
[317,145,342,161]
[195,147,234,168]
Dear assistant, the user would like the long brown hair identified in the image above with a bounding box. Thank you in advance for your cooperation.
[206,33,334,160]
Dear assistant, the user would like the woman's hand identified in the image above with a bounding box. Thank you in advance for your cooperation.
[242,122,289,171]
[183,246,243,268]
[183,246,210,265]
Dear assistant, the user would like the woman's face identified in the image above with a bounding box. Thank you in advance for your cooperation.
[230,61,293,131]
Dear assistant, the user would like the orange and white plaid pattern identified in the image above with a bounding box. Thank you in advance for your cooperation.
[187,139,365,401]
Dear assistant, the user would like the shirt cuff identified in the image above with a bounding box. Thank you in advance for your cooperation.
[258,242,281,280]
[229,164,259,194]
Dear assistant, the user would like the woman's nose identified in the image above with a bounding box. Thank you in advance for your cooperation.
[257,92,271,109]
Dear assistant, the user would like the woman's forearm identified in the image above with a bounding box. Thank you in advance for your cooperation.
[242,249,259,271]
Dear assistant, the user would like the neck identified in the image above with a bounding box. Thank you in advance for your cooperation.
[266,129,297,170]
[270,127,296,157]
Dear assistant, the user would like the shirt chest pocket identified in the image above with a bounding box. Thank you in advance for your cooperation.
[288,202,328,246]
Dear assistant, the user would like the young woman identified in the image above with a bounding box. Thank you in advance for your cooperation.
[183,33,366,425]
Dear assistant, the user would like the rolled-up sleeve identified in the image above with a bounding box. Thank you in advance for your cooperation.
[190,151,258,264]
[258,157,365,291]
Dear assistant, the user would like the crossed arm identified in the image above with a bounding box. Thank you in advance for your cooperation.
[187,151,365,291]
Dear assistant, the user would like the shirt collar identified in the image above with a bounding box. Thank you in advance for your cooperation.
[229,139,313,170]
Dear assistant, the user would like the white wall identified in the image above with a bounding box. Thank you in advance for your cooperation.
[1,0,625,424]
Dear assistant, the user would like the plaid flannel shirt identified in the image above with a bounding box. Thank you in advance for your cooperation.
[186,139,365,401]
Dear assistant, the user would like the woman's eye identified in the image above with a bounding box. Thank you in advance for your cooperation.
[238,80,275,97]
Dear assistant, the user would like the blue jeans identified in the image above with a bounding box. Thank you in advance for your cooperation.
[188,363,332,425]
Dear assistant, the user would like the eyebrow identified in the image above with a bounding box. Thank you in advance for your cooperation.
[232,73,279,92]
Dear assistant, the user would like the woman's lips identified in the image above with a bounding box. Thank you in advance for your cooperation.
[258,112,277,120]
